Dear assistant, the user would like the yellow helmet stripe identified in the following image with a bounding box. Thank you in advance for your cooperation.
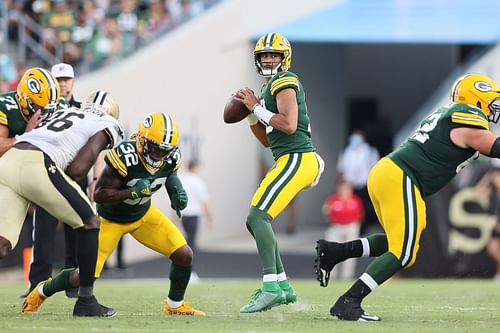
[36,67,58,104]
[106,149,128,177]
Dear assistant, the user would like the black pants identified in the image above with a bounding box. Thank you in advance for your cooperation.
[182,216,199,253]
[28,177,87,290]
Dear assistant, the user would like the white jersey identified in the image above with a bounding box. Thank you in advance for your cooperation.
[17,108,123,169]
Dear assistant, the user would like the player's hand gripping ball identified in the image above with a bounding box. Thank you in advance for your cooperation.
[223,96,250,124]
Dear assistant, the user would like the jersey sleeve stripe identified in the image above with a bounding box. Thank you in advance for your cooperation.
[0,111,7,126]
[270,80,300,95]
[107,150,127,177]
[271,77,298,90]
[451,114,489,129]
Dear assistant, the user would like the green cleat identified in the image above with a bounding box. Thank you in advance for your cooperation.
[240,289,285,313]
[281,286,297,305]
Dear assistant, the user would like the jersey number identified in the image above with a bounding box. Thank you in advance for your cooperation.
[45,111,85,132]
[411,111,442,143]
[0,96,18,111]
[124,177,167,205]
[118,142,139,166]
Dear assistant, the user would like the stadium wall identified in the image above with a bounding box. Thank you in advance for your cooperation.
[72,0,339,262]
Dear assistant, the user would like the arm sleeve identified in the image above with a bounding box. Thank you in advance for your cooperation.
[165,172,184,197]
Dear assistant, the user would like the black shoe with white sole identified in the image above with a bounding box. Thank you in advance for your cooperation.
[73,296,117,318]
[314,240,344,287]
[330,295,381,322]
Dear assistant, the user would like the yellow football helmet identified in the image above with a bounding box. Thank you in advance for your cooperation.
[254,32,292,77]
[81,90,120,119]
[136,112,179,172]
[16,67,60,120]
[451,73,500,123]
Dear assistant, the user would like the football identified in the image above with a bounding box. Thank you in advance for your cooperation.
[223,97,250,124]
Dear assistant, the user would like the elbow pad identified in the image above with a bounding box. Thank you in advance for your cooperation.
[489,137,500,158]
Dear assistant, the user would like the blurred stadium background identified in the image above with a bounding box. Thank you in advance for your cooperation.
[2,0,500,281]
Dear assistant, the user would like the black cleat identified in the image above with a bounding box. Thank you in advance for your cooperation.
[65,288,78,299]
[314,240,343,287]
[330,295,381,322]
[73,296,117,318]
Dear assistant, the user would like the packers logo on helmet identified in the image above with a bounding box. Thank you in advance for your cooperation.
[16,67,60,121]
[254,32,292,77]
[136,112,179,174]
[451,73,500,123]
[81,90,120,119]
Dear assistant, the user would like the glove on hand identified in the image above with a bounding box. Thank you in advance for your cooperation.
[170,185,188,218]
[131,179,152,199]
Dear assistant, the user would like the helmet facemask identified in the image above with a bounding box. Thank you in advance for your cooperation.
[255,52,285,77]
[488,98,500,123]
[139,137,177,169]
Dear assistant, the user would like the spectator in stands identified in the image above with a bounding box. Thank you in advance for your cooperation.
[113,0,145,55]
[42,0,77,58]
[322,180,364,279]
[140,0,174,42]
[84,17,123,70]
[336,130,379,235]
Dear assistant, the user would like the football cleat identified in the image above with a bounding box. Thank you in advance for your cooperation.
[330,295,381,322]
[162,300,206,316]
[73,296,117,318]
[21,280,48,314]
[314,240,343,287]
[239,289,285,313]
[281,286,297,305]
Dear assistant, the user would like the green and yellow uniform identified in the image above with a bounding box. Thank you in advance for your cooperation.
[95,140,187,277]
[252,71,321,219]
[369,103,487,268]
[0,91,31,136]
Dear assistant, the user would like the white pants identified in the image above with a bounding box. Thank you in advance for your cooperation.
[324,222,361,280]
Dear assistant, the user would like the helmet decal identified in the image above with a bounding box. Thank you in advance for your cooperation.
[474,81,492,92]
[144,115,153,128]
[27,78,41,93]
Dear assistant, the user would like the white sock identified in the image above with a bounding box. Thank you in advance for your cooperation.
[167,298,183,308]
[361,238,370,257]
[277,272,287,282]
[263,274,278,283]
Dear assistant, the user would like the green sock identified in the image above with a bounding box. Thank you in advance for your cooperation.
[366,252,402,285]
[275,242,284,273]
[168,263,191,302]
[246,207,277,275]
[42,268,76,297]
[366,233,388,256]
[262,281,280,292]
[278,279,291,290]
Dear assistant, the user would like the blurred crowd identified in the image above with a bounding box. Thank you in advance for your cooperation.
[1,0,218,92]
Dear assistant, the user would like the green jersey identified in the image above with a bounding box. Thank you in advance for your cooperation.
[97,140,181,223]
[260,71,315,159]
[0,91,29,137]
[389,103,488,197]
[0,91,70,137]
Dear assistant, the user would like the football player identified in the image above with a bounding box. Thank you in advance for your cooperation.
[0,89,123,317]
[315,73,500,321]
[234,32,324,313]
[0,67,61,157]
[22,112,205,316]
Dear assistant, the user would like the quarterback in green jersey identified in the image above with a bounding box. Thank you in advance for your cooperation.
[315,73,500,321]
[234,32,324,313]
[24,112,205,316]
[0,67,61,156]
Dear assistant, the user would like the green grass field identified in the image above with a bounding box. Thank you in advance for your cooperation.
[1,278,499,333]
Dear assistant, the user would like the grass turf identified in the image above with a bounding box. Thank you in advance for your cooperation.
[1,278,499,332]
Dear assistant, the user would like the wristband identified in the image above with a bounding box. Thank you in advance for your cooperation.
[253,105,275,126]
[246,113,258,126]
